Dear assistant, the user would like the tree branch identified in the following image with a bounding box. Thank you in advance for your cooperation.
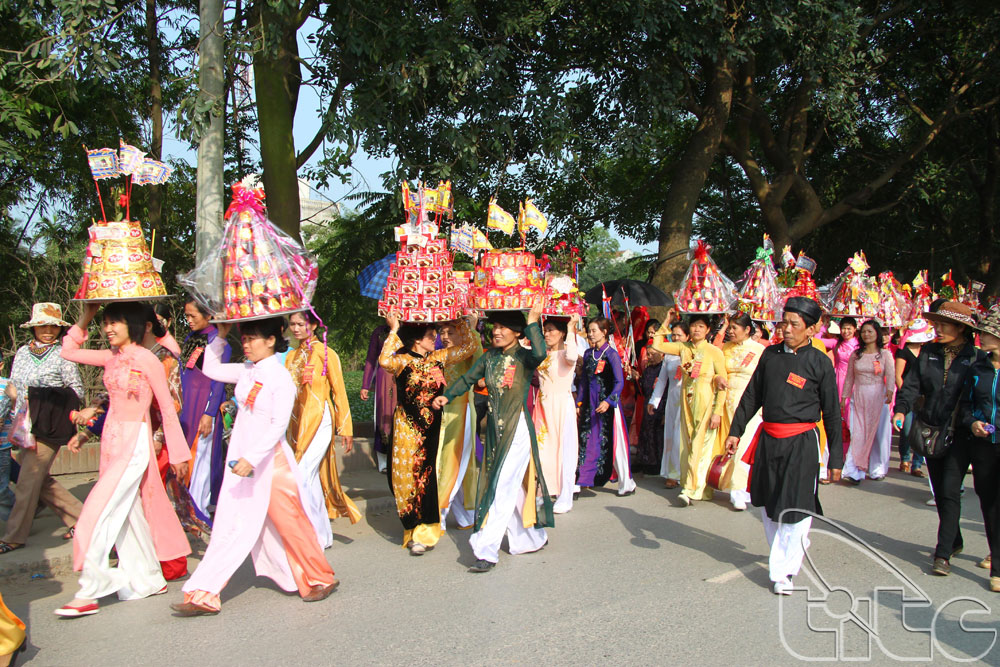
[886,80,934,125]
[849,200,902,216]
[295,77,349,169]
[294,0,319,30]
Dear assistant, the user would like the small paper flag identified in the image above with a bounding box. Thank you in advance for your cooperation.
[118,140,146,175]
[86,147,121,180]
[487,198,515,235]
[473,228,492,250]
[519,198,548,233]
[133,158,172,185]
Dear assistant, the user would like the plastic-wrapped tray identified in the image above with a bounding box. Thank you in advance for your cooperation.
[209,307,309,324]
[73,295,173,303]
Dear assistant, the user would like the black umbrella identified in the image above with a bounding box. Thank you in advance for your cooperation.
[583,279,674,308]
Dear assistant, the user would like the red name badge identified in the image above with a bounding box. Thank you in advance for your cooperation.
[689,360,702,379]
[786,373,807,389]
[186,346,204,369]
[301,364,313,385]
[127,368,143,398]
[740,352,755,367]
[245,381,264,410]
[872,359,882,375]
[502,364,517,388]
[595,359,606,374]
[429,366,446,386]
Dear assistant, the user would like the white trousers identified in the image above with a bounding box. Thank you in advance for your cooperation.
[443,402,475,529]
[612,407,636,495]
[660,399,682,479]
[552,407,579,514]
[731,488,751,505]
[78,424,166,601]
[300,405,334,549]
[469,416,547,563]
[842,405,892,481]
[762,510,812,584]
[189,429,214,516]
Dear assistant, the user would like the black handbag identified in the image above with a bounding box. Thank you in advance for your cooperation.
[908,406,959,460]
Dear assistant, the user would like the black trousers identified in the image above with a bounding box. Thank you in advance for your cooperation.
[926,436,1000,577]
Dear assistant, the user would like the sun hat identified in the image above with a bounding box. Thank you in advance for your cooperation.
[923,301,978,329]
[20,303,71,329]
[974,308,1000,340]
[902,318,934,344]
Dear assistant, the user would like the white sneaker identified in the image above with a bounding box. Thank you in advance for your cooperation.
[926,497,936,506]
[773,577,794,595]
[678,493,691,507]
[732,498,747,511]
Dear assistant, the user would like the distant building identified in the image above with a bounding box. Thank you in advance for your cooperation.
[240,174,340,240]
[299,179,340,230]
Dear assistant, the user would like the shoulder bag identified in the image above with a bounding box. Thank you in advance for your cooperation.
[908,404,959,459]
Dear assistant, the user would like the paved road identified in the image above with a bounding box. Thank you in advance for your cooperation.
[4,465,999,665]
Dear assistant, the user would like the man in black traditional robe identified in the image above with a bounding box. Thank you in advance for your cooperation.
[725,297,843,595]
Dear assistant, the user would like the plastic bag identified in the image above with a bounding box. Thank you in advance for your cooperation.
[178,184,318,320]
[827,252,878,319]
[877,271,910,328]
[674,240,737,314]
[8,402,35,450]
[735,236,782,322]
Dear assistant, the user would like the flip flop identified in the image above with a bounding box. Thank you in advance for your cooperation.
[62,527,75,540]
[0,542,25,554]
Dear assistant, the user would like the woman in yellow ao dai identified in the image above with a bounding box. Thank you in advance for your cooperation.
[285,312,361,551]
[716,314,766,510]
[652,313,728,505]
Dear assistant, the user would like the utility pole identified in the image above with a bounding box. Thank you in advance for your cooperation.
[195,0,225,304]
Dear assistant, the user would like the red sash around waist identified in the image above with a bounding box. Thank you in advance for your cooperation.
[741,421,818,491]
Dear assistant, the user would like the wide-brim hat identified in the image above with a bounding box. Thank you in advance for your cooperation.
[924,301,978,329]
[974,308,1000,340]
[903,318,935,344]
[20,303,71,329]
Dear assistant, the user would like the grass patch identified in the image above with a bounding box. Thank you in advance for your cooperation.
[344,370,375,422]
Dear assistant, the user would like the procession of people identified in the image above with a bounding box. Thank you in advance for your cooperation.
[0,181,998,667]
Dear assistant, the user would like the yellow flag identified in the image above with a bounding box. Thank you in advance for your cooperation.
[473,229,493,250]
[487,198,515,235]
[519,198,548,233]
[422,188,440,211]
[436,181,452,215]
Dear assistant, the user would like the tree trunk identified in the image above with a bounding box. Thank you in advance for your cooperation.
[977,110,999,294]
[195,0,225,296]
[652,57,734,293]
[145,0,163,234]
[253,1,302,237]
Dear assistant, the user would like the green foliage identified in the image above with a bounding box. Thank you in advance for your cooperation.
[576,227,648,294]
[343,370,373,422]
[306,199,397,369]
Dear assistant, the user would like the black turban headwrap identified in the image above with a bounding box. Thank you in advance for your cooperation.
[784,297,822,327]
[487,310,527,334]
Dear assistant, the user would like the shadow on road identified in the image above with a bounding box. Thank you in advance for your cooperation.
[605,505,770,590]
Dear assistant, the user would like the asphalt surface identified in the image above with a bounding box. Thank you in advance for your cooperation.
[4,463,999,665]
